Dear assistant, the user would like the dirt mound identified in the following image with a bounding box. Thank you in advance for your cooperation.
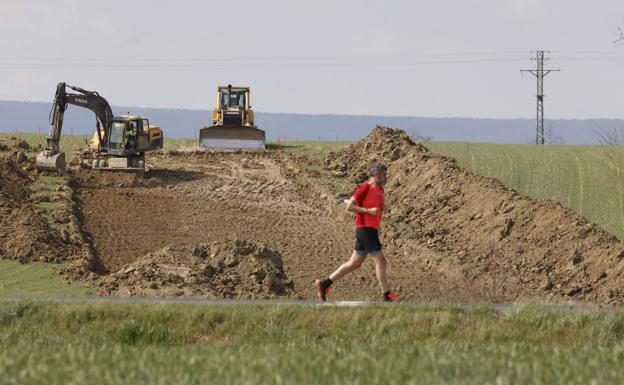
[0,157,68,262]
[0,136,30,152]
[71,151,352,300]
[98,240,295,298]
[325,126,624,304]
[71,168,160,188]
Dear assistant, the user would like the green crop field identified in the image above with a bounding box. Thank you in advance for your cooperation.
[0,131,88,155]
[0,260,92,297]
[281,139,624,241]
[0,132,199,158]
[426,142,624,241]
[1,301,624,385]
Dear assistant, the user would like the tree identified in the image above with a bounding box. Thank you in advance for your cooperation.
[593,124,624,145]
[407,128,431,143]
[545,123,566,144]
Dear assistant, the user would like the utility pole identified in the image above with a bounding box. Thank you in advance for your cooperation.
[521,51,560,144]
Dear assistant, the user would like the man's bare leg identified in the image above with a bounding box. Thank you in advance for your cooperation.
[329,251,365,282]
[371,253,388,294]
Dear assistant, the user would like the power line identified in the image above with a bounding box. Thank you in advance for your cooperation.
[1,49,623,71]
[0,50,529,63]
[521,51,561,145]
[0,58,532,71]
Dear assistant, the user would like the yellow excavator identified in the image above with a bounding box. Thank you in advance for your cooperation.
[199,85,265,150]
[36,82,163,174]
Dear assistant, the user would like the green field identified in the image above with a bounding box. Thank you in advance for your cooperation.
[280,139,624,242]
[0,131,87,154]
[427,142,624,241]
[274,139,624,242]
[0,261,92,297]
[0,132,201,159]
[1,301,624,385]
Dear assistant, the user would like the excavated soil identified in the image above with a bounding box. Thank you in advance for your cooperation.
[0,136,30,152]
[4,127,624,303]
[69,151,352,299]
[325,126,624,303]
[98,240,294,298]
[0,156,72,263]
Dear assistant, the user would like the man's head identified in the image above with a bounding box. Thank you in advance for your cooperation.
[368,161,387,187]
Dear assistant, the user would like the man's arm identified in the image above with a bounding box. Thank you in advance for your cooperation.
[344,197,378,215]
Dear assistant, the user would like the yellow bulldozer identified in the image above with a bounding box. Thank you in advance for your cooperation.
[198,85,265,150]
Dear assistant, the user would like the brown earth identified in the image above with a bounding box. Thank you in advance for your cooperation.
[69,151,354,299]
[97,240,294,298]
[4,127,624,304]
[325,126,624,303]
[0,136,30,152]
[0,156,71,263]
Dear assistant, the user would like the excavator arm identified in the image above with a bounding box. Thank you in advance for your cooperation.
[37,82,114,173]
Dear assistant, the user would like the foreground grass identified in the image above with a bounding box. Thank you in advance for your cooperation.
[0,261,92,297]
[1,301,624,385]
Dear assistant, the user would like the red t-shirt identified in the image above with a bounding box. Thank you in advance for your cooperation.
[352,182,384,229]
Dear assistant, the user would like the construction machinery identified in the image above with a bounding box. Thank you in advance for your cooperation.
[36,82,163,174]
[199,85,265,150]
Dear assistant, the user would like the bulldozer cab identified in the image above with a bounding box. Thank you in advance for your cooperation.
[220,88,246,109]
[214,86,253,126]
[199,85,265,150]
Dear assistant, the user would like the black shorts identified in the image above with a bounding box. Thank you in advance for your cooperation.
[354,227,382,257]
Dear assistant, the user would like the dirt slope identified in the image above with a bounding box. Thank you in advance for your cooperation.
[98,240,294,298]
[0,136,30,152]
[0,157,69,263]
[71,152,353,299]
[325,126,624,303]
[4,128,624,304]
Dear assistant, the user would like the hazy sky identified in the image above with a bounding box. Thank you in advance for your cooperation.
[1,0,623,118]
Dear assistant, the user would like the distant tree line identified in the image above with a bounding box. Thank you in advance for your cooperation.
[593,124,624,145]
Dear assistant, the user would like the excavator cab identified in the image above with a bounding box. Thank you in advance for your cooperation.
[92,117,162,154]
[107,120,129,151]
[95,116,163,171]
[107,117,145,152]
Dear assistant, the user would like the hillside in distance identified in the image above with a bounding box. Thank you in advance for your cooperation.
[1,99,623,144]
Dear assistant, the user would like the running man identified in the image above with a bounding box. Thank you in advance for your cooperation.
[315,161,398,302]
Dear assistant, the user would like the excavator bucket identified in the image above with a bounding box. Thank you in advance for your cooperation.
[35,151,66,174]
[199,125,265,150]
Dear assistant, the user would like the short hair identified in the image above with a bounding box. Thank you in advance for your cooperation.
[368,161,387,176]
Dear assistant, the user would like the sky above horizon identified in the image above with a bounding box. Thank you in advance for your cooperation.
[1,0,623,119]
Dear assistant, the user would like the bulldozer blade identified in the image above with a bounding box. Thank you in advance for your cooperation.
[35,151,66,174]
[199,125,265,150]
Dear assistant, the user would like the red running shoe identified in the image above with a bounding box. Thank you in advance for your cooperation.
[384,291,399,302]
[315,279,331,301]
